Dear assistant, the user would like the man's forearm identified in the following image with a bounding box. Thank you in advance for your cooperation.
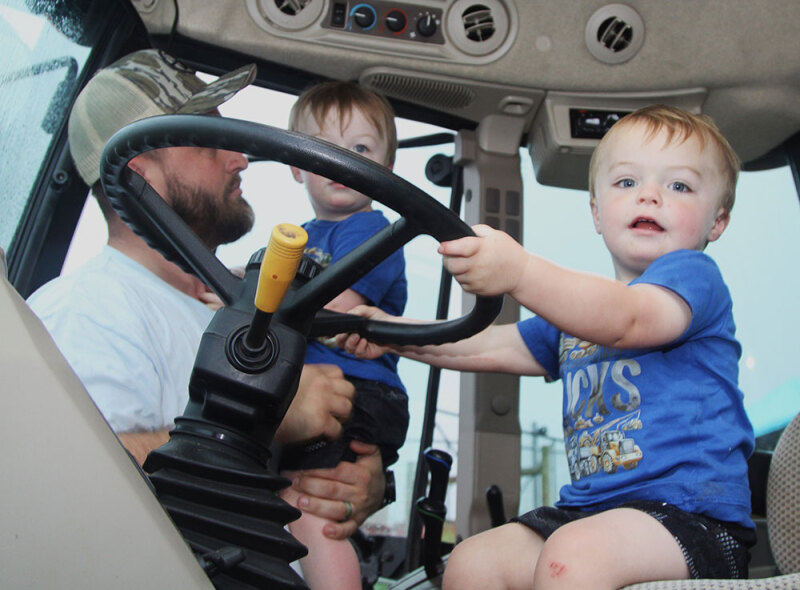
[117,429,170,466]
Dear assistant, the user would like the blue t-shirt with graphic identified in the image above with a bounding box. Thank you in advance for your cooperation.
[517,250,754,528]
[303,210,407,391]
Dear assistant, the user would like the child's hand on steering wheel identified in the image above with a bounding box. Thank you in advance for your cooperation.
[336,305,399,359]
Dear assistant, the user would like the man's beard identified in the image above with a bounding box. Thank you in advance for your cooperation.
[167,174,255,249]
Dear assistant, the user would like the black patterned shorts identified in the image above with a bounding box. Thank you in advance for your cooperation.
[512,500,756,579]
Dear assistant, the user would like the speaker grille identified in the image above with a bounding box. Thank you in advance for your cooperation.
[364,73,476,110]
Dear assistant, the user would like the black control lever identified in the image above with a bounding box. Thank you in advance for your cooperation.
[486,484,506,528]
[416,448,453,580]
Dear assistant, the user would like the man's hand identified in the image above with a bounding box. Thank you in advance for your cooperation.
[274,364,355,445]
[118,429,170,466]
[290,440,385,539]
[438,224,527,296]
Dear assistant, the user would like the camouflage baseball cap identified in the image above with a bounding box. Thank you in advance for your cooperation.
[68,49,256,185]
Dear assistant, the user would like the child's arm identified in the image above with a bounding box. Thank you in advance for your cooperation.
[440,225,692,349]
[337,305,547,376]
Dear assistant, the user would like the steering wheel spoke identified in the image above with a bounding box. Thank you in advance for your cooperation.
[280,218,414,321]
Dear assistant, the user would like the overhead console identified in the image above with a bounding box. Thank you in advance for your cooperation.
[529,89,708,191]
[245,0,517,64]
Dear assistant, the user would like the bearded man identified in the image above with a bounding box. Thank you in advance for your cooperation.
[27,52,386,538]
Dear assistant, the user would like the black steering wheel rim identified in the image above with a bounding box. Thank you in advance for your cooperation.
[100,114,502,345]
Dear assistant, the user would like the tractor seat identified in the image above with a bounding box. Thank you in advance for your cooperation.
[621,412,800,589]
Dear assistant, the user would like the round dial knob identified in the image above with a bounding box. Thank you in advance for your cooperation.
[417,13,437,37]
[385,9,407,32]
[352,4,376,29]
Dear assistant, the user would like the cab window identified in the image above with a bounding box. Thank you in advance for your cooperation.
[0,0,93,252]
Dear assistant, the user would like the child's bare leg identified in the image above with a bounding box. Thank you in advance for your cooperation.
[533,508,689,590]
[281,474,362,590]
[442,522,544,590]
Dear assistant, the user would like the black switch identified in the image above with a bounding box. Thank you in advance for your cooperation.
[331,2,346,27]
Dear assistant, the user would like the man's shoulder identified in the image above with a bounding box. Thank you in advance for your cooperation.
[31,261,104,307]
[27,247,189,327]
[29,250,138,308]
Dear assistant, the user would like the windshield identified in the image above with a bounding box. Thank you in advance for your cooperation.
[0,0,92,252]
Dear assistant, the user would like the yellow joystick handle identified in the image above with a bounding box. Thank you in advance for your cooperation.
[254,223,308,313]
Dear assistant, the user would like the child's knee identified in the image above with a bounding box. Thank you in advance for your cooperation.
[533,521,606,585]
[446,533,484,571]
[442,538,484,589]
[444,524,541,590]
[540,521,590,561]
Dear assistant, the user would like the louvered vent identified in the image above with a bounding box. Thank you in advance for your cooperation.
[363,73,476,110]
[462,4,495,42]
[597,16,632,52]
[445,0,512,57]
[585,4,645,65]
[274,0,311,17]
[253,0,322,30]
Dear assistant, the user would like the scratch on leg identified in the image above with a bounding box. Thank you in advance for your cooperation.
[549,561,567,578]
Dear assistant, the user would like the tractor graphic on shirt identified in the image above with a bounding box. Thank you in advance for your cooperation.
[568,421,643,481]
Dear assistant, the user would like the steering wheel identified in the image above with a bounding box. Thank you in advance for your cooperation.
[99,113,503,589]
[100,114,503,345]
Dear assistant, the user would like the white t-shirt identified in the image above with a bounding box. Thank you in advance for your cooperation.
[28,246,213,432]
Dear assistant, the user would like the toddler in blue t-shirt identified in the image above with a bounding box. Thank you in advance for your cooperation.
[339,105,756,589]
[279,81,408,590]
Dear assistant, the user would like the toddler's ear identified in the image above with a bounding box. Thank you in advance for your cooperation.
[707,208,730,243]
[290,166,304,184]
[590,197,602,235]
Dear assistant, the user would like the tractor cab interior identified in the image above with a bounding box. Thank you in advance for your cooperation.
[2,1,800,588]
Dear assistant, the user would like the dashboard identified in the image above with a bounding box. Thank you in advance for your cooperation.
[245,0,516,63]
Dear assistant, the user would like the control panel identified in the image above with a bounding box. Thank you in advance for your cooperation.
[322,1,445,45]
[569,108,630,139]
[246,0,515,64]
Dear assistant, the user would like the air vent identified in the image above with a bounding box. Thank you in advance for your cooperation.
[363,72,476,110]
[275,0,311,17]
[253,0,322,30]
[597,16,632,51]
[463,5,495,42]
[585,4,644,65]
[446,0,512,57]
